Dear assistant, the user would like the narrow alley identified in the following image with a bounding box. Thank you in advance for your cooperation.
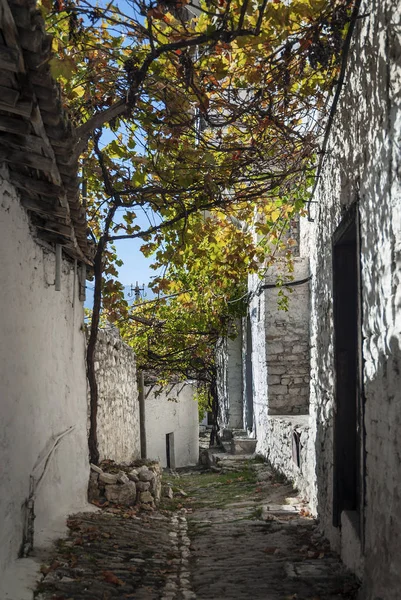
[34,455,359,600]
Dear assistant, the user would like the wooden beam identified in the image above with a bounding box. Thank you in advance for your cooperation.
[79,263,86,301]
[37,221,72,237]
[0,114,30,134]
[0,98,32,117]
[0,131,46,154]
[19,195,66,218]
[17,28,42,53]
[29,105,63,186]
[9,170,63,197]
[0,145,55,172]
[0,44,21,72]
[0,84,19,105]
[0,0,26,72]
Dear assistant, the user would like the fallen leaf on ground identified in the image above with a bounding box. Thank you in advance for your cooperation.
[102,571,125,586]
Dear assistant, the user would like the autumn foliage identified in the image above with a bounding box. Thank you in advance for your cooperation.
[42,0,354,460]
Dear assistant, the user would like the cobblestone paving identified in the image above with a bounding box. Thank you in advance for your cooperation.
[33,455,360,600]
[34,510,194,600]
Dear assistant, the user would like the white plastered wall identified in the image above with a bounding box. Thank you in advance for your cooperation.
[309,1,401,596]
[144,382,199,468]
[0,175,90,592]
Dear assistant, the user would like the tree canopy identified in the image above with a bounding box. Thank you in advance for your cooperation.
[42,0,354,461]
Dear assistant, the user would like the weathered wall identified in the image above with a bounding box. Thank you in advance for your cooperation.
[144,382,199,468]
[310,1,401,596]
[263,416,314,501]
[0,175,89,583]
[264,259,310,415]
[248,274,269,445]
[94,328,140,464]
[216,324,243,431]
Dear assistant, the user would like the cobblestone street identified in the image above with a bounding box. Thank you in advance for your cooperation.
[34,456,359,600]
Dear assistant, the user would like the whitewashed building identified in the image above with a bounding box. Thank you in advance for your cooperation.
[144,380,199,468]
[0,0,93,593]
[217,1,401,597]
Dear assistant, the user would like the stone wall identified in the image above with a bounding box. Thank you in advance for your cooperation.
[94,328,140,464]
[89,460,162,509]
[0,175,89,590]
[144,382,199,468]
[216,324,243,431]
[264,258,310,415]
[310,1,401,596]
[263,416,314,502]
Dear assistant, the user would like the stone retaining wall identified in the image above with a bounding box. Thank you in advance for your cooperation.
[94,328,140,464]
[89,460,162,509]
[263,416,314,505]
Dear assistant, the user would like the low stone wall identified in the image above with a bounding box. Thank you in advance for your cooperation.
[263,415,314,505]
[94,328,140,464]
[89,460,162,510]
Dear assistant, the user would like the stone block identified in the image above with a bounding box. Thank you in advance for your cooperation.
[139,469,155,483]
[117,471,129,484]
[136,481,151,492]
[231,438,257,455]
[269,385,288,395]
[128,469,139,482]
[105,482,136,505]
[99,472,118,485]
[90,463,103,474]
[139,491,154,504]
[163,486,174,499]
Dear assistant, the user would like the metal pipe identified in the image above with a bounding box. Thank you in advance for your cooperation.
[138,370,147,458]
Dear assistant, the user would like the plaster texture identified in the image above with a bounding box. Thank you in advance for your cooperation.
[216,324,243,431]
[144,382,199,468]
[248,274,268,444]
[0,176,89,588]
[309,1,401,596]
[94,328,140,463]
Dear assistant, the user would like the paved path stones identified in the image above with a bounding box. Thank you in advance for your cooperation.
[33,455,359,599]
[34,510,194,600]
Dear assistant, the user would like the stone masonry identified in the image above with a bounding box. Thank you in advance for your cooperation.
[263,258,311,416]
[93,327,140,464]
[309,1,401,597]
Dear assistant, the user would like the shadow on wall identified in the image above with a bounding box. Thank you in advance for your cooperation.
[358,335,401,600]
[314,333,401,599]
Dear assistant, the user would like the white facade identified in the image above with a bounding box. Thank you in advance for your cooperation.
[309,1,401,596]
[144,382,199,468]
[217,2,401,596]
[0,176,90,590]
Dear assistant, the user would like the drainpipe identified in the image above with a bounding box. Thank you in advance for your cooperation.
[138,370,147,458]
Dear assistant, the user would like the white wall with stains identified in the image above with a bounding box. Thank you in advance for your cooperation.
[0,175,89,588]
[144,382,199,468]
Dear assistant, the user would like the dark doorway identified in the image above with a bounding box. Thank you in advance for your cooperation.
[166,432,175,469]
[245,315,254,432]
[332,204,364,531]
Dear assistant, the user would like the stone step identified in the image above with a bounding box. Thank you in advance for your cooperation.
[221,441,232,453]
[231,429,248,438]
[231,438,257,455]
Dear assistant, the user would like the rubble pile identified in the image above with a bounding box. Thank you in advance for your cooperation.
[88,459,162,510]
